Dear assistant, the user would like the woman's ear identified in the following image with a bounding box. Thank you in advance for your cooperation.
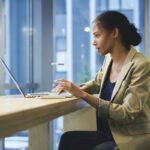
[112,28,119,39]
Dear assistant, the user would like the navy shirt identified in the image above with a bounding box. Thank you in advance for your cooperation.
[97,65,116,140]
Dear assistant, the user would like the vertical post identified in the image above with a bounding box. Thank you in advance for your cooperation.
[90,0,96,77]
[64,107,96,132]
[66,0,73,81]
[32,0,53,149]
[0,0,5,95]
[29,123,50,150]
[0,139,4,150]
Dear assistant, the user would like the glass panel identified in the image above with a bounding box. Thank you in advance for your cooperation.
[96,0,108,13]
[56,37,66,51]
[56,51,67,72]
[53,0,67,149]
[122,0,134,9]
[53,0,66,81]
[109,0,120,10]
[71,0,90,83]
[121,0,144,52]
[53,0,91,149]
[3,0,31,149]
[5,132,28,150]
[3,0,30,95]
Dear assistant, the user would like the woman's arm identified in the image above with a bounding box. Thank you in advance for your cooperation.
[56,68,103,95]
[55,79,100,108]
[56,60,150,124]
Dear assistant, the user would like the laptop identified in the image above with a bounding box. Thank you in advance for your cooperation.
[0,57,73,99]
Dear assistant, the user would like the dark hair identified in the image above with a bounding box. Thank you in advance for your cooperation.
[93,11,142,49]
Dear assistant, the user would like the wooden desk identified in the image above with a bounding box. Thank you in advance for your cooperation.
[0,95,92,150]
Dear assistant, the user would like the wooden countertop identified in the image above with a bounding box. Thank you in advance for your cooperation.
[0,95,88,138]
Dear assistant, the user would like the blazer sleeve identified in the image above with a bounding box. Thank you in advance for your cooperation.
[98,60,150,124]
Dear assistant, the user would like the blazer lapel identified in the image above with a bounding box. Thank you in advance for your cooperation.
[111,61,133,101]
[111,47,137,101]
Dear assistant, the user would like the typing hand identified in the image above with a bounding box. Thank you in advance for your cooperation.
[54,79,84,98]
[53,80,65,94]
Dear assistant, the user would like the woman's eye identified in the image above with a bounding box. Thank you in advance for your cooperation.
[94,34,100,38]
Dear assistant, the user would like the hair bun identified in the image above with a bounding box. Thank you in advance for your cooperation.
[127,23,142,46]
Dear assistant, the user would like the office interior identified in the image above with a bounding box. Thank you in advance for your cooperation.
[0,0,150,150]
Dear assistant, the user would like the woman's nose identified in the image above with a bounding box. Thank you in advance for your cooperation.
[92,39,96,46]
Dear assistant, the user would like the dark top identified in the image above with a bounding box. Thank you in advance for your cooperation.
[97,64,116,140]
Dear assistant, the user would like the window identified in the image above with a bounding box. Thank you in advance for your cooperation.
[3,0,32,95]
[2,0,53,149]
[109,0,120,10]
[96,0,108,11]
[2,0,32,149]
[56,37,66,51]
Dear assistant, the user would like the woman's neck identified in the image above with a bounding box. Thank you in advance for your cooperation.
[110,44,130,66]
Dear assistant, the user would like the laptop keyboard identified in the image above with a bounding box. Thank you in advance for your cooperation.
[26,91,73,98]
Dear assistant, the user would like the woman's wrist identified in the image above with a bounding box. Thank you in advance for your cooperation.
[79,90,100,108]
[79,85,89,93]
[80,90,88,99]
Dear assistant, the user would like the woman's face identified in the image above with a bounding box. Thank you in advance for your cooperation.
[92,23,115,55]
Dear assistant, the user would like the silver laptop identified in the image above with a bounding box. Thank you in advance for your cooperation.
[0,57,72,99]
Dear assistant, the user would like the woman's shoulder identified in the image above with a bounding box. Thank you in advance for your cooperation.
[132,48,150,66]
[132,50,150,75]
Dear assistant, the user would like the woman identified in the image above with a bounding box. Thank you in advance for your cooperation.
[56,11,150,150]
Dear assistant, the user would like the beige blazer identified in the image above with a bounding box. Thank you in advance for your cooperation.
[84,47,150,150]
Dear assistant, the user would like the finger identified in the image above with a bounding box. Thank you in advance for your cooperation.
[55,81,67,90]
[55,80,70,92]
[56,87,64,94]
[55,85,63,91]
[55,79,68,83]
[56,84,65,89]
[56,83,65,89]
[54,79,63,83]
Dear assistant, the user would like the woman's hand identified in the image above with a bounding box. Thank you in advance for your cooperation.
[55,79,84,98]
[55,79,100,108]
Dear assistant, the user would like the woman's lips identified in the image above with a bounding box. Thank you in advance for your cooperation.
[96,48,100,51]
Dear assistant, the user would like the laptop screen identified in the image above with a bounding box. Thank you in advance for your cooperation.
[0,58,25,97]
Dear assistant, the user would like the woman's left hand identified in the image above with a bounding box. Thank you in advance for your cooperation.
[55,79,84,98]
